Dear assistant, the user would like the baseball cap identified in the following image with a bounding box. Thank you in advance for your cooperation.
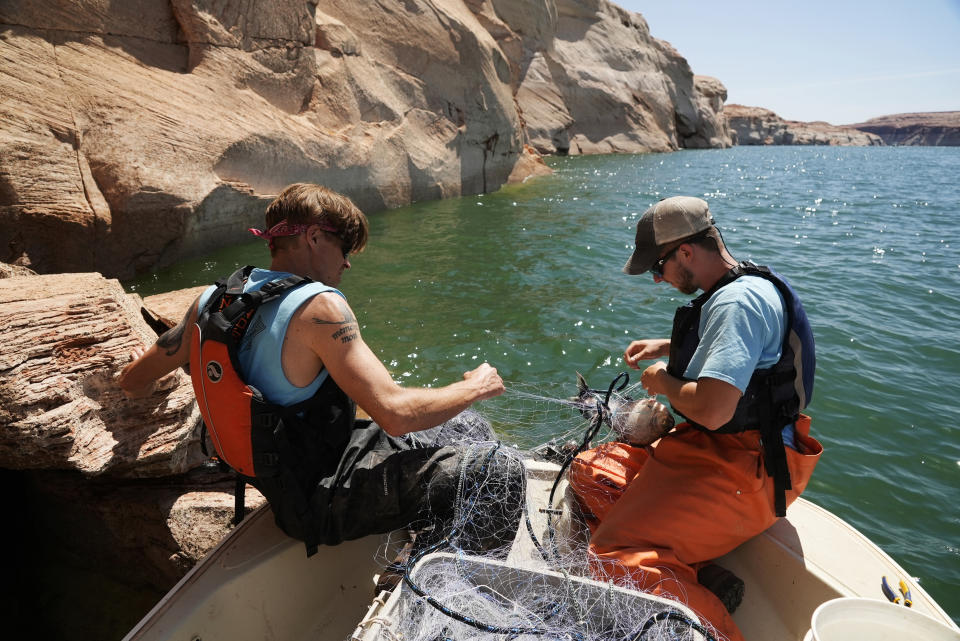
[622,196,715,275]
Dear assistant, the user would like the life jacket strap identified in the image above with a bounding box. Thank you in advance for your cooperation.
[272,417,322,556]
[219,275,310,324]
[233,477,246,526]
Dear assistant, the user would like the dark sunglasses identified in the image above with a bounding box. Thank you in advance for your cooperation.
[651,245,680,277]
[321,229,351,259]
[651,229,713,276]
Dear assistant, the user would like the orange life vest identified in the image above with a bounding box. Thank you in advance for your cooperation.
[189,266,311,477]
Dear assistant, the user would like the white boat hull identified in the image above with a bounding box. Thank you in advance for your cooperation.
[124,460,958,641]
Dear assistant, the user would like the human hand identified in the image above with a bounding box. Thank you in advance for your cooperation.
[116,348,146,397]
[116,347,177,398]
[462,362,505,401]
[640,361,668,396]
[624,339,670,369]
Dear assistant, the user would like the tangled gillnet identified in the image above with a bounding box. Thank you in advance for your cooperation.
[393,551,709,641]
[360,376,723,641]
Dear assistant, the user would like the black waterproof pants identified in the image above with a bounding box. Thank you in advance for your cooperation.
[257,412,525,556]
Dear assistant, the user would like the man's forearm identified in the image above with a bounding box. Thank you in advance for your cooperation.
[374,385,474,436]
[118,298,199,397]
[117,344,182,396]
[650,370,740,430]
[375,368,507,436]
[655,373,703,424]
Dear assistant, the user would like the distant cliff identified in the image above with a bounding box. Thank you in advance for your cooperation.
[503,0,732,155]
[725,104,883,146]
[846,112,960,146]
[0,0,730,279]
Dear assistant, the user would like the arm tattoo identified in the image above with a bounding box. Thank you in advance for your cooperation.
[156,302,192,356]
[311,298,359,344]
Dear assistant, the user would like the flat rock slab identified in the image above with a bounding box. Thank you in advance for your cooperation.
[143,285,209,327]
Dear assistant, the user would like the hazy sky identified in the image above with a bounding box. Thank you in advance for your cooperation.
[615,1,960,124]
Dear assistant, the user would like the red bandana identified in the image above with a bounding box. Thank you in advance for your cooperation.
[248,220,337,249]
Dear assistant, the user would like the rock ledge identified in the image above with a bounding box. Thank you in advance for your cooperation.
[846,112,960,146]
[725,104,883,146]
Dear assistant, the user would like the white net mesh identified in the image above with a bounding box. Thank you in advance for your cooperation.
[365,375,725,641]
[479,376,658,451]
[392,552,708,641]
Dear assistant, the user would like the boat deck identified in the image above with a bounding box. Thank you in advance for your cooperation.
[124,460,958,641]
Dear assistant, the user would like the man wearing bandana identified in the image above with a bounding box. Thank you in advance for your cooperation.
[118,183,523,562]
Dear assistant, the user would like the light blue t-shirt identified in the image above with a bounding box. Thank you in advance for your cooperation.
[683,275,796,448]
[197,268,345,406]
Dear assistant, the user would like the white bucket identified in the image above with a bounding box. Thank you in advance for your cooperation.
[809,597,960,641]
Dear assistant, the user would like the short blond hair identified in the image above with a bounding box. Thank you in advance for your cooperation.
[264,184,369,256]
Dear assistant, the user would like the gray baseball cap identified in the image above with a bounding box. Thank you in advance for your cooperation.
[622,196,715,275]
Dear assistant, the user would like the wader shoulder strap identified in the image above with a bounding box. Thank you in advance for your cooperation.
[761,421,792,517]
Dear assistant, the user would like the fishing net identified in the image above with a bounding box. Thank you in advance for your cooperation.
[362,375,724,641]
[483,377,642,449]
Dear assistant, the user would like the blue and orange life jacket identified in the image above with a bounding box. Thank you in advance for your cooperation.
[667,261,816,516]
[189,265,356,555]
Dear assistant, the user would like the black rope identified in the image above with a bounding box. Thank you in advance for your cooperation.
[524,496,552,563]
[630,610,718,641]
[542,398,603,563]
[604,371,631,406]
[542,372,630,563]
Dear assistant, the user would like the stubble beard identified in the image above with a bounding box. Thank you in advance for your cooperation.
[676,264,698,295]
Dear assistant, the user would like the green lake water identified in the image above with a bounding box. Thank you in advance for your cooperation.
[129,146,960,623]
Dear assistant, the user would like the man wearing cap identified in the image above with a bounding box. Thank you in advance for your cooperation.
[117,183,523,561]
[569,196,822,641]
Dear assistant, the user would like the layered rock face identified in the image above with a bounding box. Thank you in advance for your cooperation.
[0,270,257,522]
[1,0,729,280]
[0,0,526,279]
[482,0,731,154]
[847,112,960,146]
[726,104,883,146]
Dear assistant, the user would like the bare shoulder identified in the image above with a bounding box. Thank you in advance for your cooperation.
[295,291,360,346]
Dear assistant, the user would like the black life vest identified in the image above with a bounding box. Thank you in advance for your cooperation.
[667,261,815,516]
[189,266,357,555]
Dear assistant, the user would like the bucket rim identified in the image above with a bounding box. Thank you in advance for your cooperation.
[811,597,960,640]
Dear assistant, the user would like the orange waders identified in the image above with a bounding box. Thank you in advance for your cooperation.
[569,415,822,641]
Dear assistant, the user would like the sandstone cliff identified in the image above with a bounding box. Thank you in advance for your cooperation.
[1,0,730,281]
[847,112,960,146]
[482,0,731,154]
[0,0,527,279]
[725,104,883,147]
